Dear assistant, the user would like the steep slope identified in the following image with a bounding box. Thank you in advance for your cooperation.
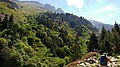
[89,20,113,30]
[0,5,88,67]
[16,1,64,14]
[37,12,97,37]
[0,1,28,22]
[0,0,20,8]
[16,1,46,15]
[0,1,99,67]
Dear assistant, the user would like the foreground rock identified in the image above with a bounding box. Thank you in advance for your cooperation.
[64,52,120,67]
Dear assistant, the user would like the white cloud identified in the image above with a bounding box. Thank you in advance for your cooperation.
[66,0,84,10]
[108,14,113,18]
[100,5,118,12]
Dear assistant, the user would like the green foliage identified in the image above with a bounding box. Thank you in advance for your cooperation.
[36,30,47,39]
[88,32,98,52]
[37,12,96,37]
[0,2,97,66]
[0,38,7,45]
[64,56,70,64]
[0,47,23,67]
[91,23,120,55]
[16,1,46,15]
[1,1,120,66]
[70,37,88,61]
[0,2,27,22]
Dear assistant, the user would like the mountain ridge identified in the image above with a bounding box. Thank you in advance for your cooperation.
[89,19,113,30]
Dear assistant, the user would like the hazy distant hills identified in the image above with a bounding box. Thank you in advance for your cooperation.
[89,20,113,30]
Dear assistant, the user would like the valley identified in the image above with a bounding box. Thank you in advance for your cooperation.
[0,0,120,67]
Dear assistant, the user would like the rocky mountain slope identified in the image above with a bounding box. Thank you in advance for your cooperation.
[56,8,64,14]
[89,20,113,30]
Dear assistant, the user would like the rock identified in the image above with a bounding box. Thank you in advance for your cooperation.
[117,56,120,58]
[79,63,86,67]
[43,4,55,12]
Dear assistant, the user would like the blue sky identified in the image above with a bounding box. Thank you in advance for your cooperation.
[20,0,120,25]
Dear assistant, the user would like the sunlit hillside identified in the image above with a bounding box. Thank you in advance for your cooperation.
[0,0,120,67]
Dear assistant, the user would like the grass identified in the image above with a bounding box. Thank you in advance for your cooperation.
[0,2,27,22]
[16,1,47,15]
[0,1,47,22]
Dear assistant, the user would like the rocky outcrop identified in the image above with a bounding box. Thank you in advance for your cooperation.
[84,52,99,59]
[64,60,84,67]
[43,4,55,12]
[43,4,65,14]
[64,52,120,67]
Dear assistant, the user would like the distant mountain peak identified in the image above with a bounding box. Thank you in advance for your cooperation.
[44,4,55,11]
[43,3,65,14]
[56,8,64,14]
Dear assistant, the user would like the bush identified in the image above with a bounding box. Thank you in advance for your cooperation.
[0,38,7,50]
[36,30,47,39]
[1,47,23,67]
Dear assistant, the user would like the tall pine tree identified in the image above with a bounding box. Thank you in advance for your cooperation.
[88,32,98,52]
[9,14,14,23]
[114,22,120,34]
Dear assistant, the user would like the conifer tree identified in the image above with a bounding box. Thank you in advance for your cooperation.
[99,26,108,52]
[2,14,9,28]
[88,32,98,52]
[100,26,107,40]
[3,14,8,23]
[114,22,120,34]
[0,17,2,22]
[9,14,14,23]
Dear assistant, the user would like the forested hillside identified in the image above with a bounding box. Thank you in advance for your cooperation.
[37,12,97,36]
[88,23,120,55]
[0,0,120,67]
[0,0,94,67]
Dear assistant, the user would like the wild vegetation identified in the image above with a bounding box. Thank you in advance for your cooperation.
[88,22,120,56]
[0,11,90,67]
[0,0,120,67]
